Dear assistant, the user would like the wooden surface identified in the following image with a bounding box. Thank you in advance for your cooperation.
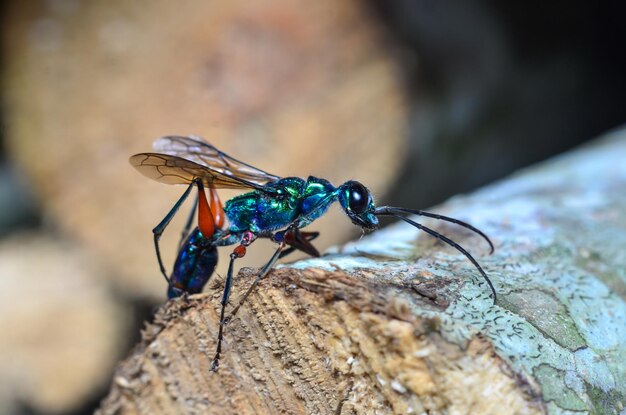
[98,130,626,414]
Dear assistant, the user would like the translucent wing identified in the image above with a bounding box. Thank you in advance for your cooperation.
[129,153,265,190]
[152,135,281,185]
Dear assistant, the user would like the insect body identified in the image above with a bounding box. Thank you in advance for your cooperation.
[168,228,218,299]
[130,135,495,371]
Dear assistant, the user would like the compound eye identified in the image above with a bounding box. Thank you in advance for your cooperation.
[348,182,369,214]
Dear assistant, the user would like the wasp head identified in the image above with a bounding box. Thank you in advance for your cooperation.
[338,180,379,230]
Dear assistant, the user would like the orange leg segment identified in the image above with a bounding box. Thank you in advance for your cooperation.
[197,182,215,238]
[209,187,225,229]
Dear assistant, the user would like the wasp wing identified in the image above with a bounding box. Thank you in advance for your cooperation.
[129,153,265,190]
[152,135,281,186]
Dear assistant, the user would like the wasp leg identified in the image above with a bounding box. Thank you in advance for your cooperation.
[279,230,320,259]
[178,193,198,249]
[226,229,319,322]
[153,179,197,284]
[178,183,223,250]
[195,181,216,239]
[208,186,226,229]
[211,232,255,372]
[226,241,286,321]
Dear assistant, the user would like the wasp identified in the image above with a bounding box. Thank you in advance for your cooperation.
[130,135,494,370]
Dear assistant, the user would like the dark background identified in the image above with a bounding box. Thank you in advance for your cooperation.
[372,0,626,209]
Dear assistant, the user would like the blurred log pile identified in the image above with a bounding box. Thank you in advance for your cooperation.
[98,130,626,414]
[1,0,406,413]
[3,0,406,298]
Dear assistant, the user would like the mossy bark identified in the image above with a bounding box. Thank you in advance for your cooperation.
[98,128,626,415]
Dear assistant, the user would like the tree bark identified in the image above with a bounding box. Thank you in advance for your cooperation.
[98,128,626,415]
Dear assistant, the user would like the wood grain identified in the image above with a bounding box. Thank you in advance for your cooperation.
[98,129,626,414]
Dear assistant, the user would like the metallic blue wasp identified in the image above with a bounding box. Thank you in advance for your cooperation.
[130,135,495,371]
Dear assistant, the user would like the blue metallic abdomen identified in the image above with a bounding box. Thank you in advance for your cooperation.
[169,227,218,298]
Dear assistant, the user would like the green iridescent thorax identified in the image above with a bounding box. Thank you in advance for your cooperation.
[224,176,339,235]
[297,177,339,227]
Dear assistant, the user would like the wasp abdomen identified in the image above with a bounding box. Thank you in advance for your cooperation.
[168,228,218,299]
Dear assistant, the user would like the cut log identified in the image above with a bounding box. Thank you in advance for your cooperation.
[98,128,626,414]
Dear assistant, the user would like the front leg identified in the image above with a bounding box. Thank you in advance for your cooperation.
[211,231,256,372]
[226,227,320,322]
[226,240,286,321]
